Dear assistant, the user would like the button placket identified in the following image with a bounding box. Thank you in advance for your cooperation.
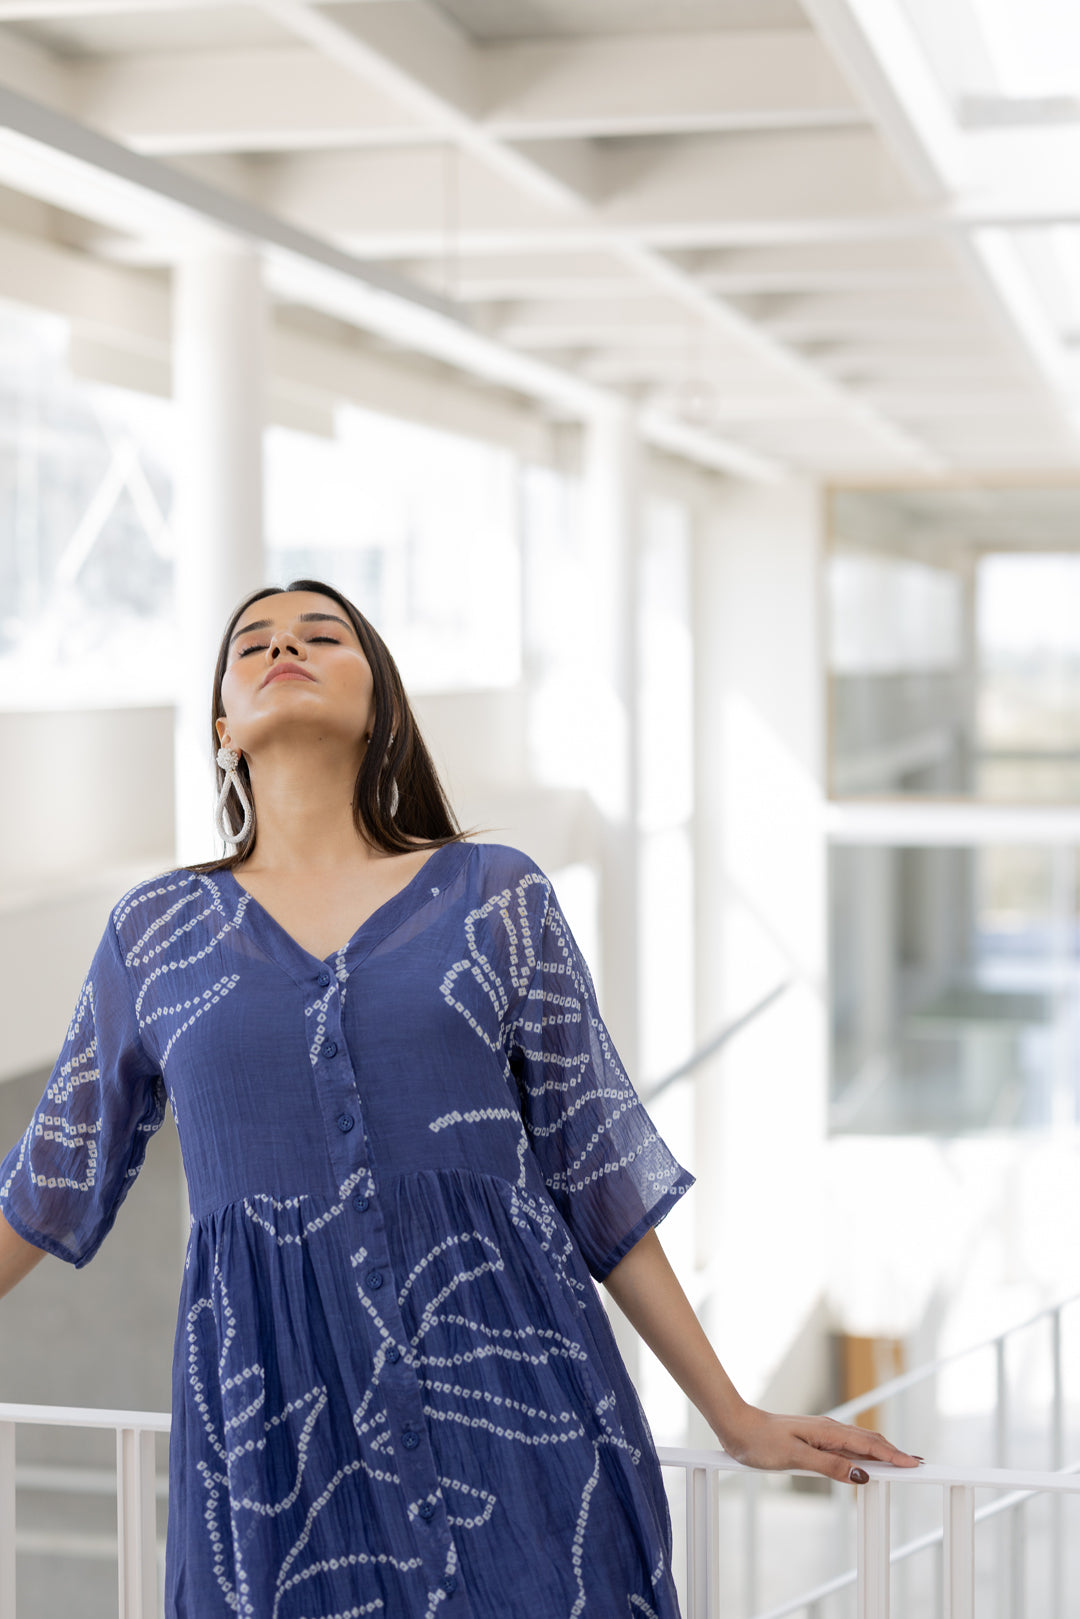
[307,970,462,1602]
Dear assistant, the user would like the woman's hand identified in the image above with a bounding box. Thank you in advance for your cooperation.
[603,1231,923,1485]
[717,1403,921,1483]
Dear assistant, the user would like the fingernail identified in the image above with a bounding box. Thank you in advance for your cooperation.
[849,1467,869,1484]
[913,1455,926,1462]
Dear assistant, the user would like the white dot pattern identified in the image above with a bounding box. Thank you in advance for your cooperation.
[0,845,691,1617]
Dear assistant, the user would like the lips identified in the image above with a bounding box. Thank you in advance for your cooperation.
[262,667,316,688]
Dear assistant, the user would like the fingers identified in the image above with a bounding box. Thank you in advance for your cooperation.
[790,1440,871,1486]
[794,1419,922,1469]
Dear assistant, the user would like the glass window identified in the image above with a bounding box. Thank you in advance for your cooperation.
[0,300,175,710]
[829,841,1080,1134]
[267,406,521,694]
[827,485,1080,802]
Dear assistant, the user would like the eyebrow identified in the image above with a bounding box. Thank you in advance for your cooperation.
[229,611,355,647]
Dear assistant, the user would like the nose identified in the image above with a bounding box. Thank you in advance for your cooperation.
[266,628,303,660]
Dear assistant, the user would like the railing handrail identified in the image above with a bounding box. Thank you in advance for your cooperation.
[643,979,792,1101]
[0,1415,1076,1616]
[655,1448,1080,1496]
[0,1402,170,1432]
[824,1288,1078,1423]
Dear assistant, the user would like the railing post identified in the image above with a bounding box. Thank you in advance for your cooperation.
[742,1468,759,1619]
[685,1465,706,1619]
[0,1421,15,1619]
[993,1337,1008,1468]
[1050,1307,1064,1619]
[684,1467,697,1618]
[682,1463,719,1619]
[856,1479,890,1619]
[992,1335,1009,1619]
[117,1426,158,1619]
[943,1485,974,1619]
[1007,1501,1025,1618]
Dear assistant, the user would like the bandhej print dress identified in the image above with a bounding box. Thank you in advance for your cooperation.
[0,839,696,1618]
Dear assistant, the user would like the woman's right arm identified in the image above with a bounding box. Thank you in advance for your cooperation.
[0,1209,46,1298]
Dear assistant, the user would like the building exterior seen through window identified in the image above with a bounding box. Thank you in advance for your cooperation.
[827,484,1080,803]
[826,482,1080,1138]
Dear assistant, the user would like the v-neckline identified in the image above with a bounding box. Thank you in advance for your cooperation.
[221,842,461,970]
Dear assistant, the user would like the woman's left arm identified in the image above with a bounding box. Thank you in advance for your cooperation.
[603,1228,920,1483]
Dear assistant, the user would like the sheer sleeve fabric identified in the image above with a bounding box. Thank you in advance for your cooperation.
[0,912,167,1268]
[505,875,695,1283]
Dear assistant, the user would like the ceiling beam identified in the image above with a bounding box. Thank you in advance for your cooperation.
[247,0,943,469]
[481,29,862,141]
[801,0,1080,450]
[73,45,430,155]
[0,0,228,15]
[67,29,865,155]
[0,82,782,478]
[0,24,69,105]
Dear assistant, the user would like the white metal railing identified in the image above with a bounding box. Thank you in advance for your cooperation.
[0,1292,1075,1618]
[658,1289,1079,1618]
[654,1449,1080,1619]
[0,1401,168,1619]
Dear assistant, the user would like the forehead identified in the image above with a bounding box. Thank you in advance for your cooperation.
[232,592,357,635]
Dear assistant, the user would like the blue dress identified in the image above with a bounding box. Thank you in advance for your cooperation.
[0,839,695,1618]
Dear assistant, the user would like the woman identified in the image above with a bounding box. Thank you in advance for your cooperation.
[0,580,916,1618]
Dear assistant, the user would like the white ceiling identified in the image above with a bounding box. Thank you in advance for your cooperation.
[0,0,1078,479]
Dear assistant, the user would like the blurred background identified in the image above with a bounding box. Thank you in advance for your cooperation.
[2,0,1080,1613]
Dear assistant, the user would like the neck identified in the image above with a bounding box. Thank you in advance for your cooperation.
[238,737,380,873]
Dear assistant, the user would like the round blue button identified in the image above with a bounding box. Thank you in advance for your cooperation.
[317,971,331,987]
[352,1195,369,1212]
[324,1040,338,1058]
[442,1576,457,1595]
[385,1344,399,1363]
[419,1501,434,1521]
[336,1113,354,1133]
[401,1430,420,1451]
[366,1269,383,1290]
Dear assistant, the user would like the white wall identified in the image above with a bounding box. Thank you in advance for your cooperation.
[0,707,176,1083]
[0,707,174,888]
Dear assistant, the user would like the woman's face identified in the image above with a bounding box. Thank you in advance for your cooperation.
[216,590,377,762]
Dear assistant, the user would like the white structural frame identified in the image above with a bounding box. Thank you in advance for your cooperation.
[0,80,782,484]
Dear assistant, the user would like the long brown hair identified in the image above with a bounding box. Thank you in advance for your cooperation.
[183,578,478,875]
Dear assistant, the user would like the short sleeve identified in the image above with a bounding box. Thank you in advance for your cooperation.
[0,912,167,1268]
[505,875,695,1283]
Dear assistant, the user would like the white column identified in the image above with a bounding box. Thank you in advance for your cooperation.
[581,402,643,1383]
[172,239,267,868]
[581,402,642,1081]
[691,478,829,1421]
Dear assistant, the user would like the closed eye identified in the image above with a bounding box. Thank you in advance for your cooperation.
[238,636,340,658]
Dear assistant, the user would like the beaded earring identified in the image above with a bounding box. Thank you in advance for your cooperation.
[215,744,254,845]
[369,729,399,819]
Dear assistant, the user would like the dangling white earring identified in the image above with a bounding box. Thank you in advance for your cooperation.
[215,744,254,845]
[386,731,399,817]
